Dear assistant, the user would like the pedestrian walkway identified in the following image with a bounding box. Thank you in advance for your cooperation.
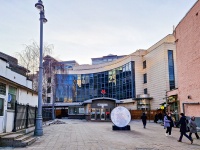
[4,119,200,150]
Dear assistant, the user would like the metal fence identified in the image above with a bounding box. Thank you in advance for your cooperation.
[12,101,53,132]
[12,101,37,132]
[42,108,52,122]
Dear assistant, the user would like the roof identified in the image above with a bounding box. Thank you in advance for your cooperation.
[83,97,121,104]
[0,57,8,62]
[43,102,83,107]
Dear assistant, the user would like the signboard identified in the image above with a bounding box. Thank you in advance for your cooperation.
[97,103,108,108]
[101,89,106,95]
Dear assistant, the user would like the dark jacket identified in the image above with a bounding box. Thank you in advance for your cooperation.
[168,116,174,127]
[176,116,187,133]
[141,114,147,123]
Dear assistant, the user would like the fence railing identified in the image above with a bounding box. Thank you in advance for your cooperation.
[12,101,53,132]
[42,108,52,122]
[12,101,37,132]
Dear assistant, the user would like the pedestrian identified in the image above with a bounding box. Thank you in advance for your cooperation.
[189,116,199,139]
[176,113,193,144]
[158,112,163,122]
[141,112,147,128]
[154,113,158,123]
[164,112,172,136]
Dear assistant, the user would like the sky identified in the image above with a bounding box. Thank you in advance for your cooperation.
[0,0,197,65]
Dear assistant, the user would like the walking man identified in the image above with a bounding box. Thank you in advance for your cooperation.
[141,112,147,128]
[176,113,193,144]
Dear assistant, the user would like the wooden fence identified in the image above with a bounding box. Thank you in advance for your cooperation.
[130,110,163,120]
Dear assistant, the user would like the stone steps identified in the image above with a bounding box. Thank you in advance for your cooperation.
[0,130,37,147]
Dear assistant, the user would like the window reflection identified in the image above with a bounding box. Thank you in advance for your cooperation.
[55,62,135,102]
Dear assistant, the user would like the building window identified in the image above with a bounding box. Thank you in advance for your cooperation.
[8,86,17,110]
[55,62,135,102]
[143,73,147,83]
[47,86,51,93]
[144,88,148,94]
[143,60,146,69]
[0,83,6,95]
[168,50,175,90]
[0,98,4,116]
[47,97,51,103]
[47,77,51,83]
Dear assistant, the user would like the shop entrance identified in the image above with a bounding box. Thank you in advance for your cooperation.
[91,108,111,120]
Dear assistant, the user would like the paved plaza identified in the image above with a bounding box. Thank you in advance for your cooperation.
[2,119,200,150]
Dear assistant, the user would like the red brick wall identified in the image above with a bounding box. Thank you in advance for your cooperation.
[175,1,200,117]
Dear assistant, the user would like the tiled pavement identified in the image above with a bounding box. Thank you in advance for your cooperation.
[2,119,200,150]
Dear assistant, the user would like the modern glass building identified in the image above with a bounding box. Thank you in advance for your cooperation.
[43,34,177,120]
[55,62,135,102]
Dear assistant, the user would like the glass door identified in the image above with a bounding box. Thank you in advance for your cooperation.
[96,109,100,120]
[105,109,110,120]
[100,109,105,120]
[91,108,96,120]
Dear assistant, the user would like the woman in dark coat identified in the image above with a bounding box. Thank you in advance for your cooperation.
[141,112,147,128]
[189,116,199,139]
[176,113,193,144]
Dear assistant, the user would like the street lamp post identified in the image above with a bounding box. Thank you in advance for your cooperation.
[34,0,47,136]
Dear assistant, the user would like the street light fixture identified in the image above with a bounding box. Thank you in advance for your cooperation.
[34,0,48,136]
[35,0,44,11]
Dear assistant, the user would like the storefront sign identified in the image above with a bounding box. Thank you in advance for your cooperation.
[97,103,108,108]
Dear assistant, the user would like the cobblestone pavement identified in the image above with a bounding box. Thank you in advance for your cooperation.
[6,119,200,150]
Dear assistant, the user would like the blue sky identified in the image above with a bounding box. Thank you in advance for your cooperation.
[0,0,197,64]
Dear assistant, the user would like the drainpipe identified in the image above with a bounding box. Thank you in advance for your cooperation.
[182,102,200,114]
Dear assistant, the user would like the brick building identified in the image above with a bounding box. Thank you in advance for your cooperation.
[173,0,200,125]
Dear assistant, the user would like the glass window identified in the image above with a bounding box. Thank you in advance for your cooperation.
[144,88,148,94]
[168,50,175,90]
[47,97,51,103]
[143,60,146,69]
[0,83,6,95]
[47,77,51,83]
[8,86,17,110]
[54,62,135,101]
[47,86,51,93]
[143,73,147,83]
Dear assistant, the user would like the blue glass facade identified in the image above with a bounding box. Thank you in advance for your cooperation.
[168,50,175,90]
[55,61,135,102]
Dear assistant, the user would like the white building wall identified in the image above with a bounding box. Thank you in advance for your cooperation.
[18,89,38,107]
[0,58,38,133]
[132,55,145,98]
[0,59,32,89]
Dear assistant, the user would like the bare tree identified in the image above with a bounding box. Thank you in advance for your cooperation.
[16,41,53,75]
[16,41,54,91]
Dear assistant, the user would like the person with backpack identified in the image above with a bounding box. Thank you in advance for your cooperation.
[189,116,199,139]
[176,113,193,144]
